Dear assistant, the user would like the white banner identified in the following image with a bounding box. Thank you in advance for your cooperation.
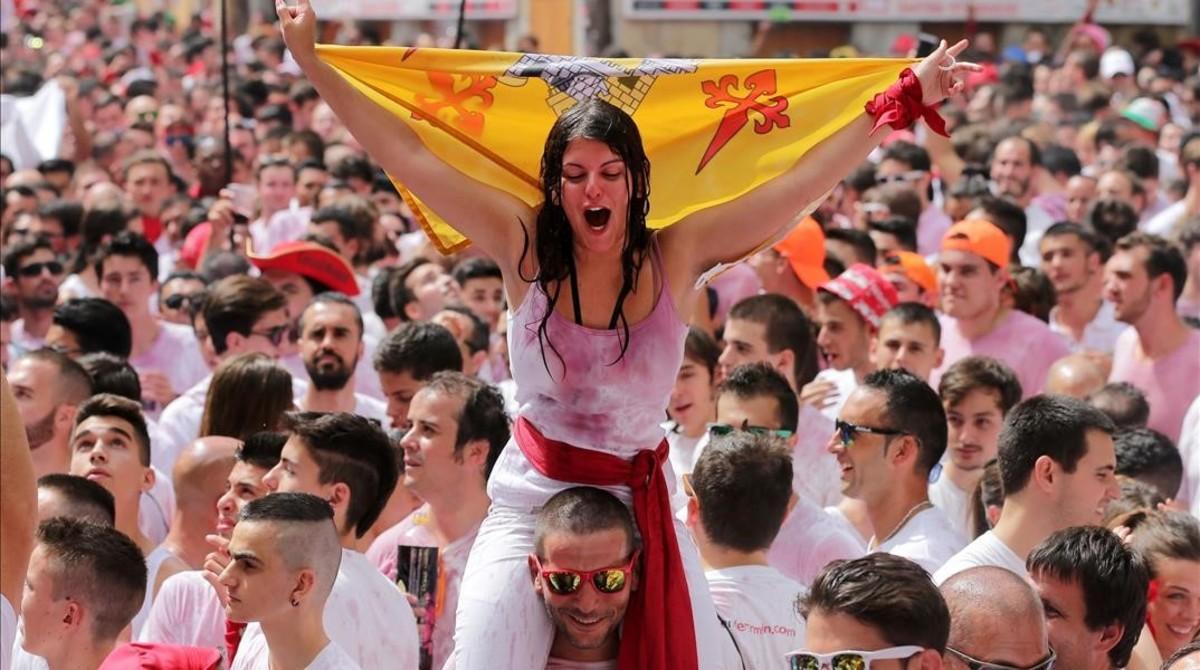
[624,0,1191,25]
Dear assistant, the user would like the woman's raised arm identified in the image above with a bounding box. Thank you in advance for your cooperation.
[663,39,979,279]
[277,0,533,266]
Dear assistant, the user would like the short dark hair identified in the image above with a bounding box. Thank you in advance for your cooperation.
[801,553,950,652]
[388,257,432,322]
[18,349,93,404]
[868,216,918,253]
[1122,509,1200,579]
[998,395,1116,495]
[284,412,398,538]
[683,326,721,381]
[880,140,932,172]
[53,299,132,358]
[74,394,152,466]
[938,356,1022,416]
[239,490,333,524]
[95,231,158,281]
[36,517,146,642]
[880,302,941,344]
[37,474,116,526]
[452,257,502,287]
[310,203,370,246]
[1027,526,1148,668]
[534,486,637,558]
[1,236,55,277]
[300,292,364,340]
[203,276,286,355]
[237,431,286,470]
[717,363,799,433]
[37,200,84,238]
[1088,199,1139,250]
[374,321,463,377]
[1087,382,1150,429]
[158,270,208,300]
[1041,144,1082,179]
[1118,144,1159,181]
[861,369,946,475]
[76,352,142,401]
[330,155,373,184]
[1114,232,1188,302]
[1041,221,1109,260]
[825,228,878,266]
[1114,428,1182,499]
[442,305,490,354]
[728,295,820,388]
[421,372,510,479]
[973,195,1027,261]
[692,432,793,552]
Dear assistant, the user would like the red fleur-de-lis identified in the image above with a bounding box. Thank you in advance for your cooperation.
[696,69,790,175]
[415,72,498,137]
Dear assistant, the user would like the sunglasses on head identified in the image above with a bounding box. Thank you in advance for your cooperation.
[533,551,639,596]
[788,646,924,670]
[162,292,206,310]
[250,324,289,347]
[18,261,64,278]
[165,134,194,147]
[834,419,905,447]
[946,648,1056,670]
[707,421,794,440]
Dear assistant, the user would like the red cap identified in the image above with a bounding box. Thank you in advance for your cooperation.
[248,241,360,297]
[772,217,831,290]
[819,263,899,329]
[100,643,221,670]
[177,222,212,270]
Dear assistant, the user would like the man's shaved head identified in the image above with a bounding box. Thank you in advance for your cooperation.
[174,437,241,499]
[238,492,343,601]
[940,567,1049,664]
[1044,353,1108,398]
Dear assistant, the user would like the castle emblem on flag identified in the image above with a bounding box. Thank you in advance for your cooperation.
[500,54,698,116]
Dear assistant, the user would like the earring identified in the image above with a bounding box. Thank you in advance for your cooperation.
[291,597,300,607]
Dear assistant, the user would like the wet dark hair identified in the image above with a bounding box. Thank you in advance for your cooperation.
[519,99,652,374]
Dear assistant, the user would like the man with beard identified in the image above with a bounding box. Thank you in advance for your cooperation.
[6,349,93,477]
[296,293,386,424]
[990,136,1056,266]
[529,486,639,669]
[1,238,64,353]
[1040,223,1127,354]
[1105,232,1200,443]
[249,240,384,401]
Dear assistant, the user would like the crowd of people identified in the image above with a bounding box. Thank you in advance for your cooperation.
[1,0,1200,668]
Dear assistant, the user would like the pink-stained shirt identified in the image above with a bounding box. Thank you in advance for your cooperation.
[917,205,952,257]
[793,406,843,508]
[1109,327,1200,444]
[129,321,211,408]
[932,309,1072,398]
[366,505,478,670]
[490,240,687,509]
[768,495,865,587]
[249,207,311,255]
[137,570,226,658]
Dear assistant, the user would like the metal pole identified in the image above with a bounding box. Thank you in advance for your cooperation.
[454,0,469,48]
[220,0,233,184]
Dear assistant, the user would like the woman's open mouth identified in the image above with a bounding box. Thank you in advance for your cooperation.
[584,207,611,230]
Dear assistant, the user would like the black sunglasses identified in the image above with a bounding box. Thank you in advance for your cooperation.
[707,421,794,440]
[162,292,206,310]
[250,325,289,347]
[834,419,905,447]
[18,261,64,278]
[946,647,1056,670]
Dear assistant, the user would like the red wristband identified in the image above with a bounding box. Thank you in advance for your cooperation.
[864,68,949,137]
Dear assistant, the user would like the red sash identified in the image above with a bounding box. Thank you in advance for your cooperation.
[515,417,698,670]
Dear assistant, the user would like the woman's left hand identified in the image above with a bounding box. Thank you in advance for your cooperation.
[913,39,982,106]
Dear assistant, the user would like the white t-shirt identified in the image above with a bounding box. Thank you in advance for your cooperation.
[874,505,966,575]
[130,545,175,638]
[137,570,226,654]
[928,472,972,539]
[138,464,175,548]
[768,496,864,587]
[352,394,388,426]
[234,550,418,670]
[792,406,842,508]
[128,321,211,415]
[706,566,806,670]
[1047,301,1128,355]
[234,639,361,670]
[546,660,617,670]
[814,368,857,422]
[2,595,14,670]
[1176,397,1200,519]
[932,530,1027,586]
[1143,199,1188,237]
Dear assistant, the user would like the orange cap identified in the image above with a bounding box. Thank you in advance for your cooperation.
[940,219,1012,268]
[772,217,830,290]
[879,251,937,297]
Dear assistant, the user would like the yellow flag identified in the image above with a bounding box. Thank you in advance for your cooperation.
[316,45,915,253]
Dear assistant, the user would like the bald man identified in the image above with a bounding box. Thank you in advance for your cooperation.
[1045,353,1110,398]
[940,567,1055,670]
[158,437,241,578]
